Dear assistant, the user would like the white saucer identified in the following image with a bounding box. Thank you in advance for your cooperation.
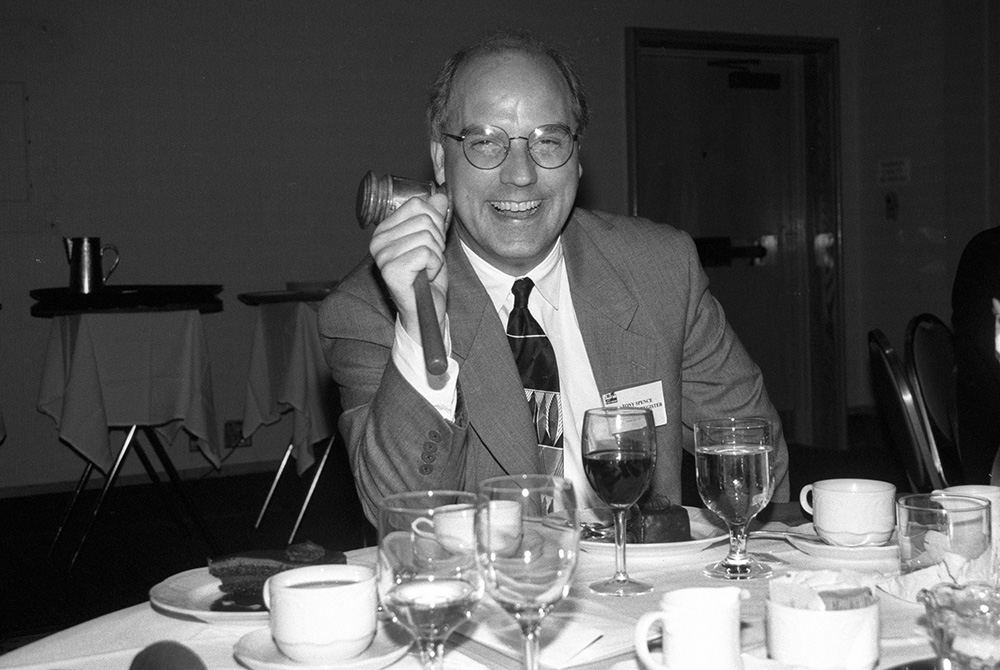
[786,524,899,562]
[150,567,269,624]
[234,622,412,670]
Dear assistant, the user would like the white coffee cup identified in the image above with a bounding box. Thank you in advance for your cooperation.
[767,599,879,670]
[800,479,896,547]
[635,587,745,670]
[412,500,521,556]
[263,564,377,663]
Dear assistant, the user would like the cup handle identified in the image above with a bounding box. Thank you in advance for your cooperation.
[411,516,435,539]
[101,244,120,281]
[262,577,273,609]
[799,485,815,515]
[634,612,668,670]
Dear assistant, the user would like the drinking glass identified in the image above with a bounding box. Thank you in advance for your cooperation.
[695,417,775,579]
[581,407,657,595]
[377,490,485,670]
[476,475,579,670]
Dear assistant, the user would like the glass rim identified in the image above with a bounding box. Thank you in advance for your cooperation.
[896,492,991,512]
[694,416,771,429]
[379,489,478,514]
[478,473,573,493]
[583,406,654,418]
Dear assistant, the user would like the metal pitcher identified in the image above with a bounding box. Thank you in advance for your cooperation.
[64,237,120,294]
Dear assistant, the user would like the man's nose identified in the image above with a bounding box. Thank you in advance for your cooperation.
[499,137,538,186]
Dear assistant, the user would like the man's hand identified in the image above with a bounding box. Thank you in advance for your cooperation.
[369,192,451,344]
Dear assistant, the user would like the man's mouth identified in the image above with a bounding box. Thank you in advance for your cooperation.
[490,199,542,216]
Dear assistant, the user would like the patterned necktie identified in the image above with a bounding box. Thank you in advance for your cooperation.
[506,278,563,475]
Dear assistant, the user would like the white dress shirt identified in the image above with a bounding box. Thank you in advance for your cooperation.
[391,238,603,509]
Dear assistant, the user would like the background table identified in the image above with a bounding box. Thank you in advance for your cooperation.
[238,294,338,543]
[35,308,224,566]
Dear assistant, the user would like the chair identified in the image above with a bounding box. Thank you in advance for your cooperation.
[904,314,964,488]
[867,329,940,492]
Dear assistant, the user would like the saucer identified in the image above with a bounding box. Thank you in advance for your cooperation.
[234,622,412,670]
[785,524,899,562]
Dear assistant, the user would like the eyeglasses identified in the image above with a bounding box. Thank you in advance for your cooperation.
[443,124,578,170]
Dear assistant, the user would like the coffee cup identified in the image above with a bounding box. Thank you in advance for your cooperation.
[800,479,896,547]
[412,500,521,556]
[635,587,745,670]
[767,598,879,670]
[263,564,377,663]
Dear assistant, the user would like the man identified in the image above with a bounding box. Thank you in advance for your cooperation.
[320,32,789,523]
[951,225,1000,484]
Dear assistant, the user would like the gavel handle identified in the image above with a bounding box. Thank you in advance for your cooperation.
[412,270,448,375]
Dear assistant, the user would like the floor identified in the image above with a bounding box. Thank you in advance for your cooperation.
[0,411,910,655]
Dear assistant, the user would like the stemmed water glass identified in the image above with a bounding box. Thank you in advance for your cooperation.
[695,417,775,580]
[581,407,657,595]
[376,490,485,670]
[476,475,579,670]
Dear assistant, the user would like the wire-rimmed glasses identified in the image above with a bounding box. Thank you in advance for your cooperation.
[442,124,578,170]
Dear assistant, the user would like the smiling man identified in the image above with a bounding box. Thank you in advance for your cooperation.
[320,32,789,523]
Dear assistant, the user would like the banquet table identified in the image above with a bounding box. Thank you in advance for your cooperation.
[0,507,938,670]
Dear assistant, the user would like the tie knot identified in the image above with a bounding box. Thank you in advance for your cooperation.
[512,277,534,308]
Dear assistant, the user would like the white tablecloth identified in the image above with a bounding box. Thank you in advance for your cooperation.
[0,534,936,670]
[36,310,222,474]
[241,302,336,475]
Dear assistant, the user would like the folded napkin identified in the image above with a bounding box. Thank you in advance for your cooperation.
[878,550,993,602]
[458,595,634,669]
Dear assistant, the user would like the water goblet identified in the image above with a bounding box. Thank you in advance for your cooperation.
[377,490,485,670]
[476,475,580,670]
[695,417,775,579]
[581,407,657,595]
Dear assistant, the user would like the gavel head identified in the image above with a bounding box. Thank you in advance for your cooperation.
[355,171,447,229]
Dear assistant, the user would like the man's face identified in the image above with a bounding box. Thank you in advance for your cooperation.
[431,51,582,276]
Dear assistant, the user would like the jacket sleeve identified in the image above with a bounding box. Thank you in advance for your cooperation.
[317,269,469,524]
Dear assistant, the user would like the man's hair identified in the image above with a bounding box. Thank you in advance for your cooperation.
[426,31,590,142]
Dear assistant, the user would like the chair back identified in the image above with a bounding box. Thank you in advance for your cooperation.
[905,313,964,487]
[868,329,939,491]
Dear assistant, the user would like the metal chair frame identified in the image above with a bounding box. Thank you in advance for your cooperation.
[868,328,942,492]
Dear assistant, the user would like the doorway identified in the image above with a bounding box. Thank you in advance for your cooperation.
[626,29,845,450]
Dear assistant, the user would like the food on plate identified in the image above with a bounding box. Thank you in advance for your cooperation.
[770,570,877,610]
[207,540,346,610]
[626,493,692,543]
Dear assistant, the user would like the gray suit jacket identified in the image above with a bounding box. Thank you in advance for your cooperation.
[320,208,789,522]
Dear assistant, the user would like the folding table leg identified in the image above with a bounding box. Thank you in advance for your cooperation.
[255,442,294,529]
[142,428,220,555]
[49,460,95,557]
[68,425,138,570]
[288,435,334,545]
[131,435,191,536]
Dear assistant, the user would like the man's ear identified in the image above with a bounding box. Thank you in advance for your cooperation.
[431,141,446,185]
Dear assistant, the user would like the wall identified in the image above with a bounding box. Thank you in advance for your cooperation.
[0,1,990,494]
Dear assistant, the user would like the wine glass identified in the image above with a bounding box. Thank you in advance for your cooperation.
[376,490,485,670]
[476,475,579,670]
[581,407,657,595]
[695,417,775,580]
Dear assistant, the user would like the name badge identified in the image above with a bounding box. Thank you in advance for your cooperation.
[602,380,667,426]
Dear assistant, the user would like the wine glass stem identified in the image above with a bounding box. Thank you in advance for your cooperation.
[521,620,543,670]
[612,507,629,582]
[416,638,446,670]
[727,522,749,564]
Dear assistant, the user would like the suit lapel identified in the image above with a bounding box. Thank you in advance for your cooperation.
[563,211,660,394]
[446,241,542,477]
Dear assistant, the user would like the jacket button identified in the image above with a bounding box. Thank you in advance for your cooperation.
[428,429,443,442]
[420,451,436,463]
[423,441,438,453]
[419,464,433,475]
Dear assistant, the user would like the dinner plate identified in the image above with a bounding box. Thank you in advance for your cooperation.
[149,567,269,624]
[234,623,412,670]
[785,524,900,562]
[580,506,728,558]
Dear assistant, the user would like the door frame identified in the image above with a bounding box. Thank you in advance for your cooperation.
[625,28,846,451]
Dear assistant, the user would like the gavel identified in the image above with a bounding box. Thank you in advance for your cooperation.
[356,171,449,375]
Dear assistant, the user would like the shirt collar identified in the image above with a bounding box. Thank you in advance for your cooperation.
[461,238,564,313]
